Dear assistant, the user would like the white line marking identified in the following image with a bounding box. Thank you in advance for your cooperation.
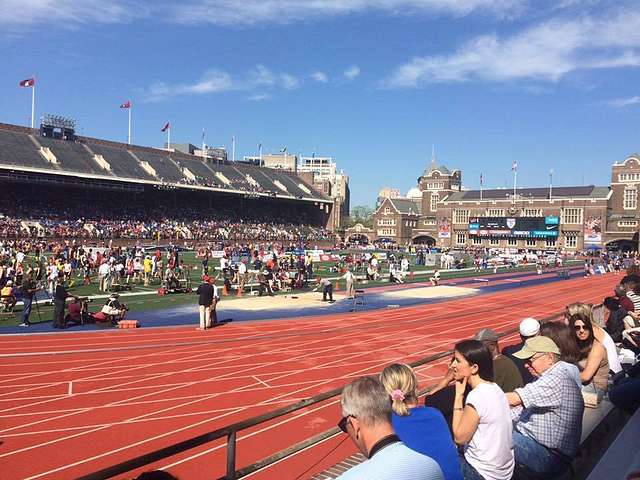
[252,376,270,388]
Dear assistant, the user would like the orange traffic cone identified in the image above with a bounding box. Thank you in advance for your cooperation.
[335,281,340,291]
[223,285,229,296]
[236,286,242,297]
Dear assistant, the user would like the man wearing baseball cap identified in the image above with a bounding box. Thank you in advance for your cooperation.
[505,336,584,478]
[475,328,523,392]
[502,318,540,385]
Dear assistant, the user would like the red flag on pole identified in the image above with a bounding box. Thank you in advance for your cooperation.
[161,122,170,132]
[119,100,131,109]
[19,78,35,87]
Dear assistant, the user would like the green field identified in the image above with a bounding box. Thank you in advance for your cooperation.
[0,251,578,328]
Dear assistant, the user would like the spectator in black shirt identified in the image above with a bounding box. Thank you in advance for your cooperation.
[19,273,38,327]
[196,278,218,330]
[53,282,73,329]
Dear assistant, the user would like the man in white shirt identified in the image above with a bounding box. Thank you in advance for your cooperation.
[337,377,444,480]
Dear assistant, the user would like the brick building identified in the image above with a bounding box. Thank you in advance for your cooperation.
[370,153,640,251]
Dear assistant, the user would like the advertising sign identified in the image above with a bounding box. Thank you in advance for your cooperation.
[584,216,602,246]
[468,216,559,238]
[438,217,451,238]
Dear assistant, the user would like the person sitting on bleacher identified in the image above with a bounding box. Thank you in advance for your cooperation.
[336,376,444,480]
[380,363,462,480]
[507,336,584,478]
[568,312,610,395]
[502,317,540,385]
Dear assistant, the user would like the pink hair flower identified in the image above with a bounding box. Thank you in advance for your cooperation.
[390,389,405,402]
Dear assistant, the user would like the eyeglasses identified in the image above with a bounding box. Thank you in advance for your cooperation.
[338,415,354,433]
[574,324,587,332]
[525,353,545,365]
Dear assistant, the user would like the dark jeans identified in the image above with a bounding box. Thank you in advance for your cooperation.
[512,431,569,477]
[322,284,333,301]
[459,455,483,480]
[22,297,32,324]
[53,301,65,328]
[610,377,640,414]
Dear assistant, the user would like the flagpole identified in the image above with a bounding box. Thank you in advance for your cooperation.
[167,126,171,151]
[549,168,554,199]
[513,163,517,197]
[128,103,131,145]
[31,82,36,129]
[232,136,236,162]
[201,129,205,158]
[259,142,263,165]
[480,174,483,201]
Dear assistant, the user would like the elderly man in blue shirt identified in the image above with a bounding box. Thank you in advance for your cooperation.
[336,376,444,480]
[506,336,584,478]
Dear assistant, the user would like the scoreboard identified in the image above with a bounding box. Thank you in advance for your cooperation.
[468,216,559,238]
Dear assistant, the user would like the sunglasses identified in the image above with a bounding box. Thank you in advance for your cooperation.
[574,324,588,332]
[338,415,354,433]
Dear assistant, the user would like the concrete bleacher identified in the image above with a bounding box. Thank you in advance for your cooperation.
[0,122,329,203]
[134,151,186,183]
[88,144,156,180]
[38,136,105,175]
[586,406,640,480]
[171,155,218,183]
[0,129,53,170]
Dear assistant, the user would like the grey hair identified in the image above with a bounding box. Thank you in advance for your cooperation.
[341,376,392,427]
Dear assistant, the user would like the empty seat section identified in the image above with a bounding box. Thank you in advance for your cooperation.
[211,164,247,188]
[0,130,53,170]
[271,171,310,197]
[89,144,156,180]
[172,156,219,185]
[38,137,103,175]
[135,152,185,183]
[235,165,281,193]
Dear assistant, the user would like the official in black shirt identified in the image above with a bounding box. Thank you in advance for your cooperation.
[196,279,217,330]
[53,283,72,329]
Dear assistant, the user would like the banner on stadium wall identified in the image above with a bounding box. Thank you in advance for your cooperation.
[319,254,341,262]
[210,250,226,259]
[438,217,451,238]
[584,216,602,246]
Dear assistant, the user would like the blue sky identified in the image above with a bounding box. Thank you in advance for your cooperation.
[2,0,640,207]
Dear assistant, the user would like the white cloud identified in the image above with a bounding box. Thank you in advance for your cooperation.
[606,96,640,108]
[246,93,271,101]
[0,0,141,27]
[144,65,299,102]
[384,7,640,87]
[311,71,329,82]
[170,0,526,26]
[344,65,361,79]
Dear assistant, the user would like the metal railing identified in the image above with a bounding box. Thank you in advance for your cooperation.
[77,299,587,479]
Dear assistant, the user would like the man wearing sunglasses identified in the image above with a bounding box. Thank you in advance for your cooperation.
[504,336,584,478]
[336,376,444,480]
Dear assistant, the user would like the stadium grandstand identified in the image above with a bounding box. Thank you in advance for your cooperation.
[0,119,335,243]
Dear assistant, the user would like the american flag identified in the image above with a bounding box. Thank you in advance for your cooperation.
[511,161,518,172]
[119,100,131,109]
[19,78,35,87]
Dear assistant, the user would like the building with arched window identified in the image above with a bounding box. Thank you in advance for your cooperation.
[371,153,640,251]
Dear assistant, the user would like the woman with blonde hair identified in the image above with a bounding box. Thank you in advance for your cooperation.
[380,363,462,480]
[565,302,622,373]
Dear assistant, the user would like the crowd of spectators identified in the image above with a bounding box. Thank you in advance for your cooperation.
[0,197,334,242]
[335,272,640,480]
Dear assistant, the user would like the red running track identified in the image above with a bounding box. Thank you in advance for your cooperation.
[0,273,616,480]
